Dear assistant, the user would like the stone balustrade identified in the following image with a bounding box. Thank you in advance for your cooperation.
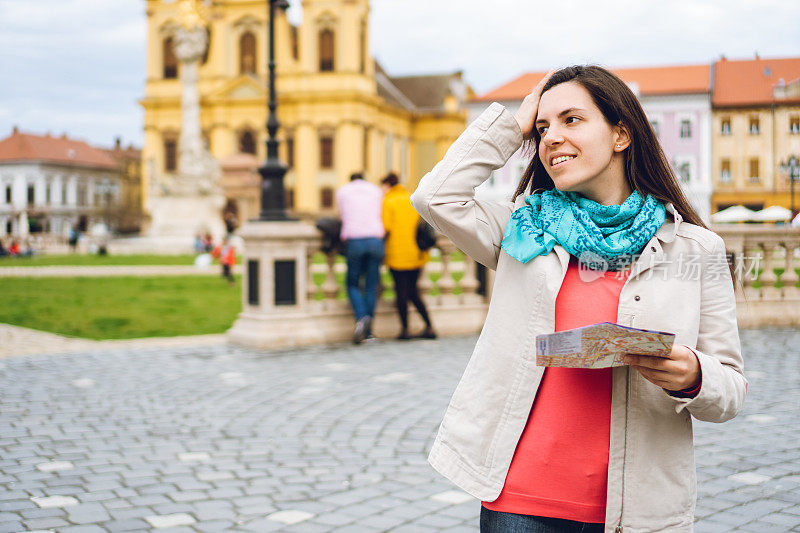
[714,225,800,327]
[227,220,489,349]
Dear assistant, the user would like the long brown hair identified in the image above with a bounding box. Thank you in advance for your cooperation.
[512,65,706,230]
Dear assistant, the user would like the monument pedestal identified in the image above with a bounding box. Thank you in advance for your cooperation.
[227,219,321,349]
[146,194,226,247]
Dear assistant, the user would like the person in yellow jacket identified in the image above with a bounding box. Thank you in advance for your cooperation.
[381,173,436,340]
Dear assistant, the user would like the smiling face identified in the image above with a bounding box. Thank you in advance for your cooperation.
[535,81,631,205]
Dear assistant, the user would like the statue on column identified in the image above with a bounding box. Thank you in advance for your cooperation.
[170,0,220,196]
[146,0,225,245]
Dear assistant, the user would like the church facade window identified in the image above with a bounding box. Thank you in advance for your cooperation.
[319,29,334,72]
[239,32,256,74]
[239,130,256,155]
[163,37,178,79]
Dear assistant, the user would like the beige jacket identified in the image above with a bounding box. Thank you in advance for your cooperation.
[410,103,747,533]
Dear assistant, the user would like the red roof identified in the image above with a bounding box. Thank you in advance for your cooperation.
[474,64,711,102]
[0,129,117,169]
[713,56,800,106]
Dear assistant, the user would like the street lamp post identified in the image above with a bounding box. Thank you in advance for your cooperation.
[780,155,799,218]
[258,0,291,221]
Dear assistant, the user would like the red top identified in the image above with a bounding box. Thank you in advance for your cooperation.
[483,257,629,523]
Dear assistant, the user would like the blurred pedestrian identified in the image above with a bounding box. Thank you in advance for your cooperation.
[67,227,79,253]
[336,172,384,344]
[202,233,214,252]
[381,172,436,340]
[212,237,236,285]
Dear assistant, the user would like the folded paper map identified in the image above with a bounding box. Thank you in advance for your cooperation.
[536,322,675,368]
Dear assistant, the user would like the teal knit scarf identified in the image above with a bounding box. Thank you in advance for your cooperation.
[500,189,666,271]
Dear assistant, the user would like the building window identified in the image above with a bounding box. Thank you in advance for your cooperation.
[721,117,731,135]
[290,26,299,60]
[359,19,367,73]
[77,184,86,206]
[748,158,760,182]
[27,185,35,206]
[676,161,691,182]
[61,185,67,205]
[163,37,178,79]
[164,138,177,172]
[720,159,731,183]
[679,119,692,139]
[790,116,800,134]
[749,117,760,135]
[239,32,256,74]
[239,130,256,155]
[363,127,369,169]
[285,135,294,168]
[320,187,334,208]
[650,120,659,137]
[45,184,51,204]
[319,28,334,72]
[320,134,333,169]
[5,185,11,204]
[385,134,393,173]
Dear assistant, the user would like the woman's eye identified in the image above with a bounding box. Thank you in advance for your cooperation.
[566,116,580,124]
[537,126,548,134]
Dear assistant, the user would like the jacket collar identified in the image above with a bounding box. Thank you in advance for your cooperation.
[656,203,681,244]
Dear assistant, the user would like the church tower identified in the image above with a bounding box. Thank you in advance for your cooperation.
[141,0,468,222]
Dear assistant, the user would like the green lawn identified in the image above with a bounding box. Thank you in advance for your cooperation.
[0,276,241,340]
[0,254,198,267]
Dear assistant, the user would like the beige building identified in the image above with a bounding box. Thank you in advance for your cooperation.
[141,0,470,221]
[711,56,800,213]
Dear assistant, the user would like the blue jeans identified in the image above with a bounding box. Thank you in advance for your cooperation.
[480,508,604,533]
[344,237,384,320]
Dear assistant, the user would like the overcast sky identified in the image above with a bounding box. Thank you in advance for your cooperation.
[0,0,798,149]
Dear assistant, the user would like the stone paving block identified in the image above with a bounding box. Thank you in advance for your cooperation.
[104,518,151,532]
[235,517,285,532]
[390,525,439,533]
[193,519,235,532]
[0,522,23,533]
[144,512,197,528]
[30,495,78,508]
[18,507,65,520]
[65,502,112,524]
[21,516,69,530]
[108,507,152,520]
[57,526,107,533]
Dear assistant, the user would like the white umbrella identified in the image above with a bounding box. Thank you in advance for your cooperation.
[710,205,756,223]
[752,205,792,222]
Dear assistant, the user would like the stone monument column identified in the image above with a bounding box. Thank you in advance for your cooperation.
[145,0,225,250]
[174,27,210,190]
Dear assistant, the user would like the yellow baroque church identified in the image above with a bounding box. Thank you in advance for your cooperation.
[140,0,470,220]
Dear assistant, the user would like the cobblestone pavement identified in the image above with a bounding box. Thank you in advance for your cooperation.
[0,329,798,533]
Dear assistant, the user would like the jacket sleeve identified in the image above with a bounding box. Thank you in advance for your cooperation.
[672,236,747,422]
[410,103,523,270]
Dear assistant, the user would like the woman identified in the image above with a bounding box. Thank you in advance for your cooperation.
[410,66,746,533]
[381,172,436,340]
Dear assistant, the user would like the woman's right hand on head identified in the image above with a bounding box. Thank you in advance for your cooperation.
[513,70,554,139]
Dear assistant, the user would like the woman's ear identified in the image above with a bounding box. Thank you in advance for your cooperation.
[613,123,631,152]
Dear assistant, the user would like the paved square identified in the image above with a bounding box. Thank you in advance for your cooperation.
[0,328,797,532]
